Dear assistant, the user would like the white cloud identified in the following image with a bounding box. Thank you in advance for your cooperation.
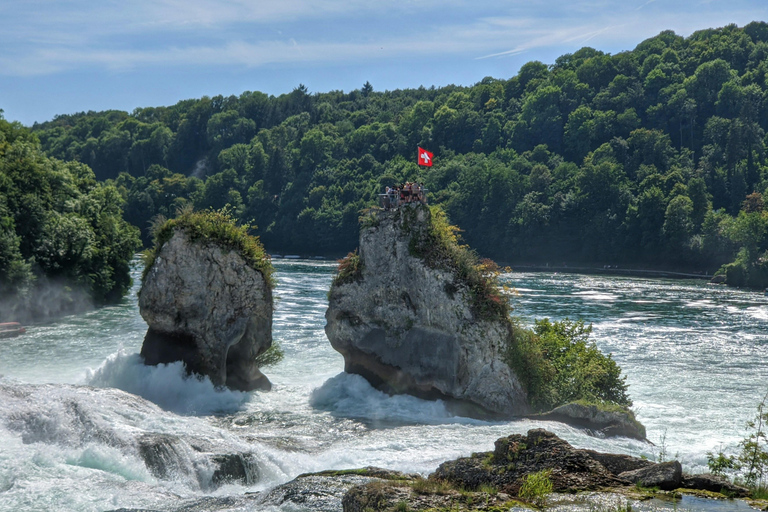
[1,1,767,78]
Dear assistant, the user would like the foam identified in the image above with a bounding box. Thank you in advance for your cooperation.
[309,372,488,426]
[65,444,154,482]
[86,350,251,415]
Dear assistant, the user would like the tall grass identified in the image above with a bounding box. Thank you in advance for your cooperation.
[518,469,553,508]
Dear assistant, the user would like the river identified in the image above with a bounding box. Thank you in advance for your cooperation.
[0,259,766,511]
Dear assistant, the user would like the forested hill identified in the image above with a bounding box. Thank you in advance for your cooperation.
[0,115,141,321]
[30,22,768,288]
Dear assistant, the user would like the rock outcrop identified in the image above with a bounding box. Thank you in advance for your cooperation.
[325,205,528,417]
[341,429,749,512]
[139,230,273,391]
[432,429,748,497]
[434,429,627,494]
[531,402,647,440]
[136,432,259,489]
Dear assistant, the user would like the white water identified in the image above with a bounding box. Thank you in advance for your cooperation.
[0,259,767,511]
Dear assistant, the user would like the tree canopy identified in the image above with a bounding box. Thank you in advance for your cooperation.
[0,113,140,321]
[24,21,768,288]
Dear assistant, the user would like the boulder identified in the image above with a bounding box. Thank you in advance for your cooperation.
[581,450,654,475]
[618,460,682,490]
[433,428,625,494]
[258,468,414,512]
[532,402,647,440]
[325,205,528,417]
[136,433,259,489]
[139,230,273,391]
[681,474,749,497]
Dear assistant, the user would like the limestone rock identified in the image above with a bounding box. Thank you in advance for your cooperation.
[136,433,259,489]
[139,230,273,391]
[532,402,647,440]
[325,205,528,417]
[581,450,654,475]
[258,468,414,512]
[341,430,748,512]
[619,460,682,490]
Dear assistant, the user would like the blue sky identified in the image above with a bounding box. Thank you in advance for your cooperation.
[1,0,766,126]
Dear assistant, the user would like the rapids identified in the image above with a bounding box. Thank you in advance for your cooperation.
[0,258,766,511]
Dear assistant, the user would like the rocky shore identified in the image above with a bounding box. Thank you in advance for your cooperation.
[108,429,752,512]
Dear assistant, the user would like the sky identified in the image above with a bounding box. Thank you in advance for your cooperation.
[1,0,767,126]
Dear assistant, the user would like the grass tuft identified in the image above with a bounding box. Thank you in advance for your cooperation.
[518,469,553,508]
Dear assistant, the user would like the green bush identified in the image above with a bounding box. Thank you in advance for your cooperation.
[707,450,738,477]
[253,343,284,368]
[504,318,631,411]
[739,392,768,488]
[143,207,274,288]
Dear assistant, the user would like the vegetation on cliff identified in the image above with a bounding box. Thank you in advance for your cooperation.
[333,249,363,286]
[143,206,274,288]
[0,112,140,320]
[28,22,768,288]
[407,204,510,322]
[337,203,632,415]
[411,205,632,413]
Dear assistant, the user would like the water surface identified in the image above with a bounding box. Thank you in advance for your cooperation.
[0,260,765,511]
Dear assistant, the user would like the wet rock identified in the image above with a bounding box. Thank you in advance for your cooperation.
[434,428,625,494]
[258,468,414,512]
[139,230,273,391]
[325,205,528,417]
[137,433,195,481]
[211,453,259,486]
[136,433,259,489]
[533,402,647,440]
[618,460,682,490]
[680,474,749,497]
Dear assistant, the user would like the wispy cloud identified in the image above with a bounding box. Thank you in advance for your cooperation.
[1,0,767,78]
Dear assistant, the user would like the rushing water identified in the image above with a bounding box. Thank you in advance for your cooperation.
[1,259,767,511]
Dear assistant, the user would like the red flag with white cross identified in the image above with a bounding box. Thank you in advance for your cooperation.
[417,147,433,167]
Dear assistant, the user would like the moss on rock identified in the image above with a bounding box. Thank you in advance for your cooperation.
[142,207,273,288]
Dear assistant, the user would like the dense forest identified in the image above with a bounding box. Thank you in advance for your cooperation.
[16,22,768,289]
[0,113,140,321]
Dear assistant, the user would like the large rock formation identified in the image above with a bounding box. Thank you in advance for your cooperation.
[325,205,528,417]
[139,230,273,391]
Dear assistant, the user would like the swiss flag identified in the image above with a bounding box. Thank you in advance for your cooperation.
[418,147,433,167]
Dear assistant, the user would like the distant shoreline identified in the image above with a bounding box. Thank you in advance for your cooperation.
[269,256,716,281]
[505,264,712,281]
